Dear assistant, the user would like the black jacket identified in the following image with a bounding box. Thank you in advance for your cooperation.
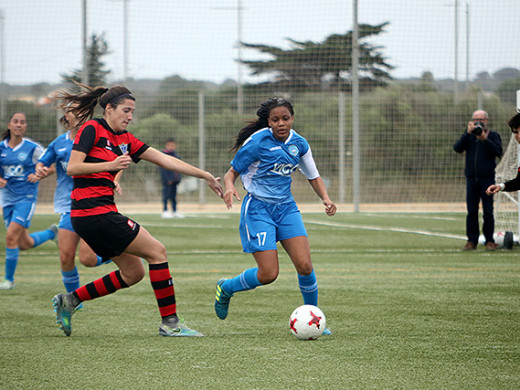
[453,130,503,179]
[160,149,181,184]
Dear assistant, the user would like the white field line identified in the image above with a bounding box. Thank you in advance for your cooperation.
[305,220,466,241]
[362,213,459,221]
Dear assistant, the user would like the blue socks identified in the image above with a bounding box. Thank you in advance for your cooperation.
[4,227,56,283]
[61,267,80,293]
[95,255,103,266]
[221,268,319,307]
[4,248,19,282]
[29,228,56,248]
[298,270,318,306]
[223,267,262,294]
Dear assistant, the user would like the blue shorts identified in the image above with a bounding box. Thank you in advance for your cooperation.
[239,194,307,253]
[59,212,75,232]
[3,200,36,229]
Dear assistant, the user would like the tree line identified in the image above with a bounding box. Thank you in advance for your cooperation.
[5,25,518,203]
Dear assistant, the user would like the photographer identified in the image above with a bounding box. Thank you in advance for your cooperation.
[454,110,503,251]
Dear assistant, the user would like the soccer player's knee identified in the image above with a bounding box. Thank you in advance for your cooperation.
[78,255,98,267]
[296,263,314,276]
[133,266,146,283]
[259,269,278,284]
[148,242,167,263]
[124,266,145,285]
[6,234,19,248]
[60,252,76,268]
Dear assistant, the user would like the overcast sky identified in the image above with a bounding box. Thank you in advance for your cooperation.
[0,0,518,86]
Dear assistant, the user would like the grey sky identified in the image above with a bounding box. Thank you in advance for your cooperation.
[0,0,518,85]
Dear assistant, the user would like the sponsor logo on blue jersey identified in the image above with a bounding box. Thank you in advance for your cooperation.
[270,163,299,176]
[3,164,25,178]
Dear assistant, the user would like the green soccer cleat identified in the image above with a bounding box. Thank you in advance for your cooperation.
[159,317,204,337]
[52,293,75,336]
[0,279,15,290]
[214,278,233,320]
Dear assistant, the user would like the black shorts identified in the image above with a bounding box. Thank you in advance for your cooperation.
[71,212,141,259]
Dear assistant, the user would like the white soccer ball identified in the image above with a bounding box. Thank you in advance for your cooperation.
[289,304,326,340]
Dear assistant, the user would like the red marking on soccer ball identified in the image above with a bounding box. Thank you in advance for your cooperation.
[290,317,298,333]
[308,311,322,329]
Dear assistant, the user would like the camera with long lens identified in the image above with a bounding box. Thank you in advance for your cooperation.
[473,121,485,136]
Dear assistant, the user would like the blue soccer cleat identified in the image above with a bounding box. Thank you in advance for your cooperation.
[322,327,332,336]
[214,278,233,320]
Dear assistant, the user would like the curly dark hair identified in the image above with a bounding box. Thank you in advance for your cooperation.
[232,98,294,151]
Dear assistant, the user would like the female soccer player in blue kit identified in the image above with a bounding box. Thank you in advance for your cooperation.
[36,100,117,296]
[214,98,336,334]
[0,112,58,290]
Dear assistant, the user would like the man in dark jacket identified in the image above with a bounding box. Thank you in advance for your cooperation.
[160,138,183,218]
[454,110,502,250]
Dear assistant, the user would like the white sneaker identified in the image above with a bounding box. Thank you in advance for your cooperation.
[173,211,184,219]
[161,211,173,219]
[0,279,15,290]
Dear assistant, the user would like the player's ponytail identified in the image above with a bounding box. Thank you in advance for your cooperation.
[53,84,134,128]
[53,83,106,127]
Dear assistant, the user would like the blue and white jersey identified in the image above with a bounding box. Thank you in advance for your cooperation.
[0,137,44,206]
[231,128,320,204]
[38,132,74,213]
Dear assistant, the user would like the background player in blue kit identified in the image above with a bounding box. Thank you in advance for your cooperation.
[36,101,117,296]
[214,98,336,334]
[0,112,58,290]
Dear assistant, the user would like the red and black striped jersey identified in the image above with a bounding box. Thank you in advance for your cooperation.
[71,118,149,217]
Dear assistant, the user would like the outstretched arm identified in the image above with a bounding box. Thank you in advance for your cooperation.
[308,177,337,216]
[139,147,223,198]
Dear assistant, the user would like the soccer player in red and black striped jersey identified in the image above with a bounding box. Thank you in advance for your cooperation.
[51,84,223,337]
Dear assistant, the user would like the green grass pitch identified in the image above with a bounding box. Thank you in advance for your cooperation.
[0,211,518,389]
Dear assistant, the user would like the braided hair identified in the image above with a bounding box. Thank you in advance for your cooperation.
[232,98,294,151]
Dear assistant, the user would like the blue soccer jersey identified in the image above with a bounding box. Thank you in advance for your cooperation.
[0,137,44,207]
[231,128,320,204]
[38,132,74,213]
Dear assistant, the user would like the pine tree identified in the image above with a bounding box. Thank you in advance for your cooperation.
[61,33,111,88]
[240,23,393,92]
